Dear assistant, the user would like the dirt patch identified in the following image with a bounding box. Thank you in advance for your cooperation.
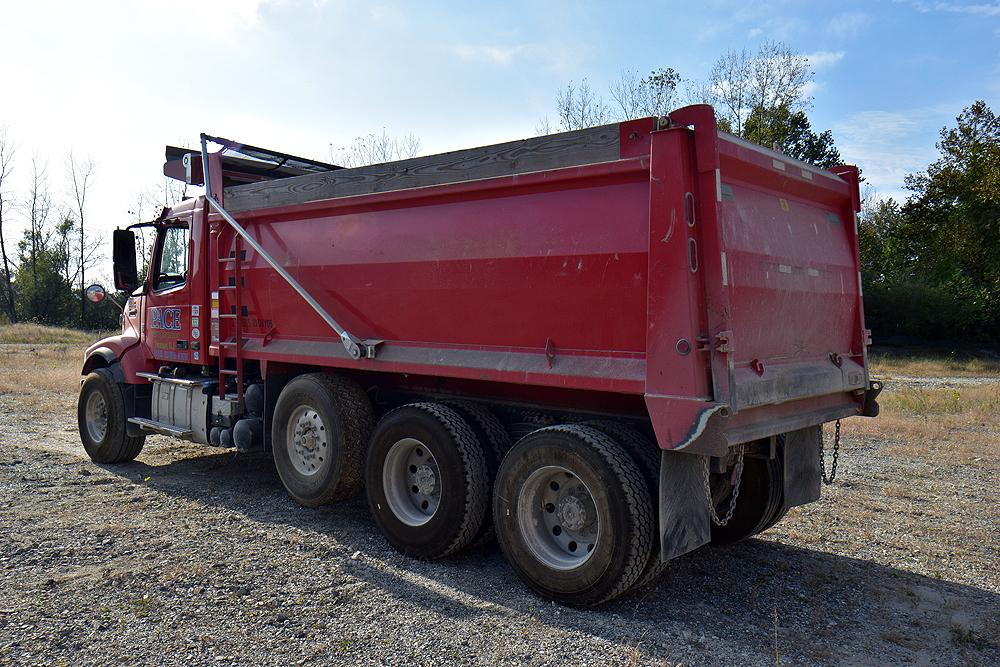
[0,345,997,666]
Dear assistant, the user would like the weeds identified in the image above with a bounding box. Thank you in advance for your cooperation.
[949,623,992,650]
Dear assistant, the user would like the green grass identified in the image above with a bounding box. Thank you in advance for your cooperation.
[0,323,113,345]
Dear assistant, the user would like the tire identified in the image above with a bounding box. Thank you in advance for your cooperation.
[493,424,655,607]
[582,420,668,592]
[365,403,489,560]
[271,373,373,507]
[78,368,145,463]
[709,453,783,546]
[443,400,512,545]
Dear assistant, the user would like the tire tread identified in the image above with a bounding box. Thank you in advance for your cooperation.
[582,420,668,592]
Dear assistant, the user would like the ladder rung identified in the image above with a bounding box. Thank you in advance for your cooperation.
[219,369,239,375]
[219,314,237,319]
[219,285,237,291]
[219,341,239,347]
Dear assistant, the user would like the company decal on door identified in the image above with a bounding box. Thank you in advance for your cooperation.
[150,307,183,331]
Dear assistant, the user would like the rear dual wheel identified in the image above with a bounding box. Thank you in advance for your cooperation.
[493,424,655,608]
[365,403,490,560]
[582,421,668,592]
[709,452,785,545]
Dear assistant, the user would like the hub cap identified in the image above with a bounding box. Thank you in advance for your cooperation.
[84,392,108,444]
[286,406,328,476]
[517,465,599,570]
[383,438,441,526]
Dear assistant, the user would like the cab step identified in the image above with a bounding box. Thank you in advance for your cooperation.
[127,417,192,438]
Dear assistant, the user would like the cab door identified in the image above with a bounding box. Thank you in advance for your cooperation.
[142,217,201,366]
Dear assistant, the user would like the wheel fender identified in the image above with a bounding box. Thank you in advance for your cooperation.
[82,347,122,379]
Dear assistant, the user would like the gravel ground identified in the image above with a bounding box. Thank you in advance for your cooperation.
[0,362,997,665]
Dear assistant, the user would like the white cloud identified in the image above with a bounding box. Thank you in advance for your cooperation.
[832,109,947,199]
[835,111,918,142]
[801,80,823,97]
[932,2,1000,16]
[452,44,525,66]
[369,5,407,27]
[825,11,871,39]
[804,51,846,69]
[903,1,1000,16]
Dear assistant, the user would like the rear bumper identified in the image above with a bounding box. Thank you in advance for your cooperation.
[646,379,880,457]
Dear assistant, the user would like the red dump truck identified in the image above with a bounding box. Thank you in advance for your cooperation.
[78,105,880,607]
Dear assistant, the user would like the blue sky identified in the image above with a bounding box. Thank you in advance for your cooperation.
[1,0,997,260]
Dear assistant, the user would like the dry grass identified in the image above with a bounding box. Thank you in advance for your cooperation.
[0,344,82,396]
[0,323,112,345]
[843,383,1000,466]
[882,383,1000,417]
[869,348,1000,377]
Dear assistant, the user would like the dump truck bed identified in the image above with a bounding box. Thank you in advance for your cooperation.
[196,106,870,455]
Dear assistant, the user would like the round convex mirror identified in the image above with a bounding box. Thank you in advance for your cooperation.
[85,284,107,304]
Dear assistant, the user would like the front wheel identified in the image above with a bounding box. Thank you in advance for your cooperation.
[493,424,655,607]
[77,368,145,463]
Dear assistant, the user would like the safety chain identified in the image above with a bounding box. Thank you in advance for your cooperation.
[704,444,745,526]
[820,419,841,485]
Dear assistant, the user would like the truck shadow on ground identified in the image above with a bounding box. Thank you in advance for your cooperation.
[102,445,1000,664]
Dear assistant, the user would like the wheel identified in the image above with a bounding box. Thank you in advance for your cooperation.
[78,368,145,463]
[709,453,783,546]
[583,420,668,592]
[365,403,489,559]
[493,424,655,607]
[443,400,512,545]
[271,373,373,507]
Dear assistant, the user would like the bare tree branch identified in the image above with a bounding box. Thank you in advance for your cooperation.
[0,127,16,322]
[554,79,612,131]
[67,149,96,325]
[609,68,680,120]
[330,130,422,168]
[703,41,811,137]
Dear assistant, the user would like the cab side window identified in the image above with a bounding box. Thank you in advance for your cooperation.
[154,226,189,291]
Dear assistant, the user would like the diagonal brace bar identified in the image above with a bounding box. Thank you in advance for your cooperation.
[199,133,379,360]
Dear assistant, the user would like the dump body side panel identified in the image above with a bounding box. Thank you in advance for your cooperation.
[209,160,654,394]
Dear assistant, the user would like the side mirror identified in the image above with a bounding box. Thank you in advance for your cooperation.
[113,229,139,291]
[85,284,107,303]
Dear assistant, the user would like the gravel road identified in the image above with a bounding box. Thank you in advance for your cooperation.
[1,371,997,665]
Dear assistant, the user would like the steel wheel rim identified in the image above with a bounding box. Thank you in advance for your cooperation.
[85,391,108,444]
[286,405,328,477]
[517,465,600,570]
[383,438,441,527]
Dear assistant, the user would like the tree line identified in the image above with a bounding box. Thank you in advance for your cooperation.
[0,131,153,331]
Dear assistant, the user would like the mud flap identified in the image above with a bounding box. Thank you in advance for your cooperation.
[659,450,711,561]
[783,425,821,507]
